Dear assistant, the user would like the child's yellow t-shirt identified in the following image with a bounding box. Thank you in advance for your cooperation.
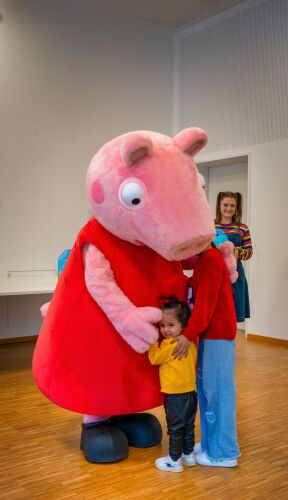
[148,339,197,394]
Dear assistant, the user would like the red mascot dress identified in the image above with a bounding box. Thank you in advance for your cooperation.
[33,219,188,461]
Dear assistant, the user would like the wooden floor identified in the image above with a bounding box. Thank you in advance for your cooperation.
[0,333,287,500]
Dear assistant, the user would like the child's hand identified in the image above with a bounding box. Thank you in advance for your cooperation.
[171,335,190,359]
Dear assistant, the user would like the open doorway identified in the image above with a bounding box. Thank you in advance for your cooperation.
[197,155,248,221]
[197,155,249,331]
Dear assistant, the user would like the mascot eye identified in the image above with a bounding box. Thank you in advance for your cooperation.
[118,178,147,210]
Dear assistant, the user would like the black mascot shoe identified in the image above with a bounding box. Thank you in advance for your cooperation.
[80,422,128,463]
[110,413,162,448]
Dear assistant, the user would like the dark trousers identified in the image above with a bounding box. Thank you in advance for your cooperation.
[164,391,198,461]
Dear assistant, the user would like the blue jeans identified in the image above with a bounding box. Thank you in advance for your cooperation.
[197,339,240,459]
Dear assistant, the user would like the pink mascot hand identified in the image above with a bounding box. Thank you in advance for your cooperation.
[116,306,161,353]
[218,241,238,284]
[84,243,161,353]
[137,306,163,325]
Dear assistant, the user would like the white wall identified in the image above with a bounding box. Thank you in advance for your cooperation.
[0,0,173,338]
[176,0,288,340]
[175,0,288,153]
[0,0,173,280]
[248,139,288,340]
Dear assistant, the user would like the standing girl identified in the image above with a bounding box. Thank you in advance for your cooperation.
[172,242,240,467]
[215,191,253,323]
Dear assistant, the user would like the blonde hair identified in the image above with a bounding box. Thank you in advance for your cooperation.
[215,191,243,225]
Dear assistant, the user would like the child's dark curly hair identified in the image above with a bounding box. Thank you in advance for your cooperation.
[160,296,191,328]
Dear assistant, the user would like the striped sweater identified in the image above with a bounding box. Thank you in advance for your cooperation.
[215,222,253,261]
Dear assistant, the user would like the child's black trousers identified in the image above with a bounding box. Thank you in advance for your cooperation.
[164,391,198,461]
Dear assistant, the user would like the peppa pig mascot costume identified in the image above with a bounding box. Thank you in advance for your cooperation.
[32,128,215,463]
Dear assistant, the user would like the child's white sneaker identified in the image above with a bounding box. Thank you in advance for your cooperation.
[181,452,196,466]
[155,455,183,473]
[193,442,202,454]
[195,451,238,468]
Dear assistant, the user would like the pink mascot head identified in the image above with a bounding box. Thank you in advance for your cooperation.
[86,128,215,260]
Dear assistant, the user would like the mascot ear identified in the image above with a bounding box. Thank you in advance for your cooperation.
[173,127,208,157]
[121,132,153,166]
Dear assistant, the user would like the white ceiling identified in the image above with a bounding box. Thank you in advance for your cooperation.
[94,0,249,30]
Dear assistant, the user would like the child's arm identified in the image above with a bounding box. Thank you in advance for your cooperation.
[148,340,173,365]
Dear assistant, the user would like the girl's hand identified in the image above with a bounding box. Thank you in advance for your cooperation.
[171,335,190,359]
[234,246,241,259]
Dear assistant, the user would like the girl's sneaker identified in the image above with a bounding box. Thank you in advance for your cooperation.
[193,443,202,454]
[155,455,183,473]
[195,451,238,468]
[181,452,196,466]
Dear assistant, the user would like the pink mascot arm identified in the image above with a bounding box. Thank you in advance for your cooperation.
[218,241,238,284]
[83,243,162,353]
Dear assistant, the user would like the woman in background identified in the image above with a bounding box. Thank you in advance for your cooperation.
[215,192,253,323]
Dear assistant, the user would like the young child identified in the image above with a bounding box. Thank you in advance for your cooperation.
[148,297,198,473]
[173,242,240,467]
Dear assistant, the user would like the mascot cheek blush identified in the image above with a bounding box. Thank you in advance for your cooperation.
[32,128,215,463]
